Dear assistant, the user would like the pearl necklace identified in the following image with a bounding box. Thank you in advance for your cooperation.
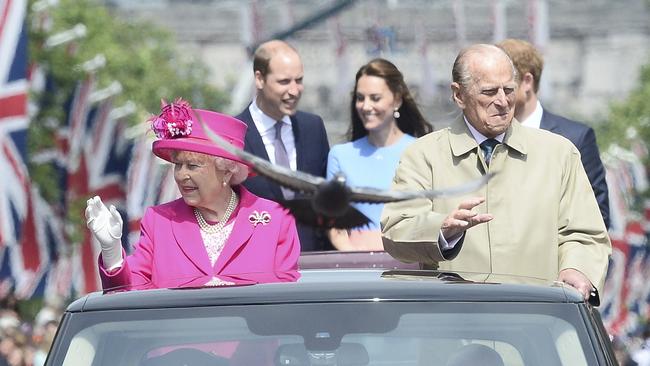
[194,190,238,234]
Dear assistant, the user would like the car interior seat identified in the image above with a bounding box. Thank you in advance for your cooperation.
[446,343,505,366]
[274,343,369,366]
[140,347,230,366]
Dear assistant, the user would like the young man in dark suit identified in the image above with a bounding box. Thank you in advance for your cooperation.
[236,40,332,251]
[498,38,610,229]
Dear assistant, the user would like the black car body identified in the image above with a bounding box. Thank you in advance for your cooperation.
[46,254,616,366]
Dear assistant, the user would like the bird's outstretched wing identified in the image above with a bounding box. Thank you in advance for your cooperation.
[281,198,371,229]
[201,116,326,193]
[348,173,496,203]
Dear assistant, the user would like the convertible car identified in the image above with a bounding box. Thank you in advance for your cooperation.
[46,252,616,366]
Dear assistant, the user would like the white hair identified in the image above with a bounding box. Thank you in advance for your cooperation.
[170,150,249,186]
[214,157,249,185]
[452,44,517,91]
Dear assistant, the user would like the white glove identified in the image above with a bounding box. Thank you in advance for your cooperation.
[85,196,124,270]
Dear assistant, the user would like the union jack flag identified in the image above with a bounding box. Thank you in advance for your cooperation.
[63,95,132,295]
[600,143,650,336]
[13,186,67,299]
[0,0,34,296]
[126,133,177,248]
[1,0,69,300]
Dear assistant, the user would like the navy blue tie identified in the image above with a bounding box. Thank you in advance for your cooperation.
[480,139,500,166]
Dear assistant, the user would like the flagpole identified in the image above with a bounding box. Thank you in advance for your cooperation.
[44,24,87,49]
[491,0,507,43]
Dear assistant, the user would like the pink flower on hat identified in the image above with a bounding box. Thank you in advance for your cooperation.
[149,98,194,139]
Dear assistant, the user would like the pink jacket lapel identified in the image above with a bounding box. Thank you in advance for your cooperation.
[213,187,256,272]
[169,199,213,276]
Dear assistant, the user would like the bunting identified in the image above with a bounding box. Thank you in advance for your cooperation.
[600,142,650,336]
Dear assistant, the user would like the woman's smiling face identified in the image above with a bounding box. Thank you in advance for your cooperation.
[354,75,401,133]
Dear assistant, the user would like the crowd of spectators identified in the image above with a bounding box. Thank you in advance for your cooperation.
[613,325,650,366]
[0,294,61,366]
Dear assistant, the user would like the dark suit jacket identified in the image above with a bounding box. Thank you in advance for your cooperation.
[236,106,333,251]
[540,110,610,228]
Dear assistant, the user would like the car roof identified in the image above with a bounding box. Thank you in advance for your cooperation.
[66,269,583,313]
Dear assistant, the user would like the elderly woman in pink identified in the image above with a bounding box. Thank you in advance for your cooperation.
[85,98,300,290]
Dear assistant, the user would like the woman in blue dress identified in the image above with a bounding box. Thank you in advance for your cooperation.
[327,58,433,250]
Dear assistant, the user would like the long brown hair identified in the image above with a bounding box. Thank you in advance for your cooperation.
[347,58,432,141]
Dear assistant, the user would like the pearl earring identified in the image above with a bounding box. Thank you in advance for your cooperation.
[393,109,400,119]
[222,180,227,187]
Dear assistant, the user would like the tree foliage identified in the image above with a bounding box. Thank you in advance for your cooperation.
[28,0,228,240]
[597,61,650,151]
[595,59,650,201]
[28,0,228,198]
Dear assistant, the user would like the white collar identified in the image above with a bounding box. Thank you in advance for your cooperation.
[519,100,543,129]
[463,115,505,144]
[250,100,292,135]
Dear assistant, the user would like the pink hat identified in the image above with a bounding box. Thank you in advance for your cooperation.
[150,98,253,175]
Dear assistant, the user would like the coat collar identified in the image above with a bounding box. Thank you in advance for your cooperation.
[502,118,527,156]
[539,109,559,132]
[169,186,259,275]
[244,103,302,166]
[289,114,304,170]
[242,107,271,161]
[243,105,293,198]
[448,114,528,158]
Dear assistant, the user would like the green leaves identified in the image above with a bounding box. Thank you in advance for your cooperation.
[28,0,229,243]
[598,61,650,150]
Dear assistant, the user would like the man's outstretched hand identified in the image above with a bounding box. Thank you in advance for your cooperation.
[441,197,493,239]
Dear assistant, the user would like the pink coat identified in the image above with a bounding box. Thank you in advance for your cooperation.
[99,186,300,290]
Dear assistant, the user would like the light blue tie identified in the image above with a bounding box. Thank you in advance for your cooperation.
[480,139,500,166]
[274,121,294,199]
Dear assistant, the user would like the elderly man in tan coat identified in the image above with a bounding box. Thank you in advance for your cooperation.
[381,44,611,304]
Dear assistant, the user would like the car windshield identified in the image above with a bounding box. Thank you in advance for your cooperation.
[50,301,596,366]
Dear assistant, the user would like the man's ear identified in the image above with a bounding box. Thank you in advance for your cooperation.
[254,70,265,90]
[451,82,465,109]
[521,72,535,94]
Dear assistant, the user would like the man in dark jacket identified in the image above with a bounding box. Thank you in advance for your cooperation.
[236,40,332,251]
[498,38,610,229]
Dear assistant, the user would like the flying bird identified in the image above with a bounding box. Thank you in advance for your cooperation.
[202,119,495,229]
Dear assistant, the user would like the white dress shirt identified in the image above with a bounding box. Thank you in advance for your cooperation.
[518,100,544,129]
[464,116,506,144]
[248,100,297,170]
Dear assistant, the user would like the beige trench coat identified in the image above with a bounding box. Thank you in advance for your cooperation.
[381,116,611,293]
